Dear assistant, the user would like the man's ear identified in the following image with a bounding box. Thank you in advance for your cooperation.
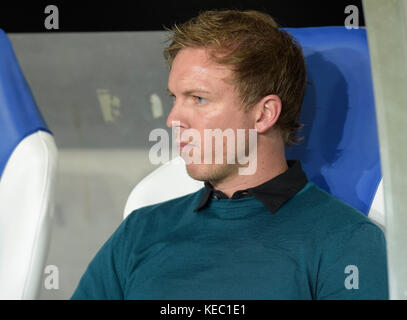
[254,95,282,133]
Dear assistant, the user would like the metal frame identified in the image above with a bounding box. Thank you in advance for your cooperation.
[363,0,407,300]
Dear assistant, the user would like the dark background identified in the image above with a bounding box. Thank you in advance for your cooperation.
[0,0,365,33]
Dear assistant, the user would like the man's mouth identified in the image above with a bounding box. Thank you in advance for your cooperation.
[176,142,195,153]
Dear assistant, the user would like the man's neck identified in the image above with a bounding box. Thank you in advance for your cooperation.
[209,154,289,198]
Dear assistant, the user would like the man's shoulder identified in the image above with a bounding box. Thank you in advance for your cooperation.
[109,188,205,250]
[124,187,205,223]
[293,181,381,236]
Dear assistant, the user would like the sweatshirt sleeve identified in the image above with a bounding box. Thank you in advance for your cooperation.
[315,222,389,300]
[70,216,131,300]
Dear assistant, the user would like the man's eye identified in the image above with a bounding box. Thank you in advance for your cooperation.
[169,94,176,101]
[193,96,206,104]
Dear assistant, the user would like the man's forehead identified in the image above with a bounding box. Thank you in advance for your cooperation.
[169,48,232,91]
[174,47,223,66]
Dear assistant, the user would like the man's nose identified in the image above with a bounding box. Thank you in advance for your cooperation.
[166,101,183,128]
[166,106,175,128]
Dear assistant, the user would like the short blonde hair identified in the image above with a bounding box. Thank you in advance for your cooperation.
[164,9,307,146]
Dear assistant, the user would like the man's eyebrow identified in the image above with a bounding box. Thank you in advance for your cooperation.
[166,88,211,95]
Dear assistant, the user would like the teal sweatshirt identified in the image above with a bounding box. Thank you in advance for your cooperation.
[71,181,389,300]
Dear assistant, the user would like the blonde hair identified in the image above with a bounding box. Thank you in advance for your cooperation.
[163,9,306,146]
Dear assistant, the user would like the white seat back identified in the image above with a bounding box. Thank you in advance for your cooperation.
[124,157,203,218]
[0,131,58,299]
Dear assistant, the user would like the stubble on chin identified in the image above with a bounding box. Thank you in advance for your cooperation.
[185,162,238,184]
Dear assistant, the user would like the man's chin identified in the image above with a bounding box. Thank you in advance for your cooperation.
[184,161,233,183]
[184,162,210,181]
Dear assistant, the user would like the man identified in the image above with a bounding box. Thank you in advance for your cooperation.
[72,9,388,299]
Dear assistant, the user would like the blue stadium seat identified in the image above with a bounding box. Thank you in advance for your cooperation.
[0,29,58,299]
[284,27,382,219]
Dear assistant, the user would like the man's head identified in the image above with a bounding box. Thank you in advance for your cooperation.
[164,9,306,183]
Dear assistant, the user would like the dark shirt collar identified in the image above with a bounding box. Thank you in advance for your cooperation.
[193,160,308,214]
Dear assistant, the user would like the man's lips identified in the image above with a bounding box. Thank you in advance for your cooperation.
[176,142,194,152]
